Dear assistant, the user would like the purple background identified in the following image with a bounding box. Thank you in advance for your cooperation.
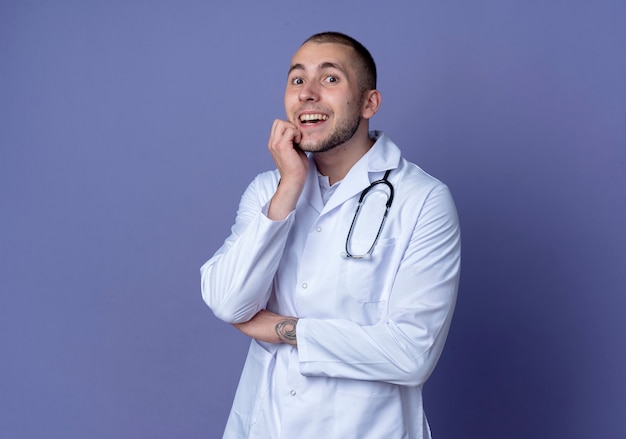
[1,1,625,438]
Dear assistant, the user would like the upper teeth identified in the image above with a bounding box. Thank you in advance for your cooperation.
[300,114,328,122]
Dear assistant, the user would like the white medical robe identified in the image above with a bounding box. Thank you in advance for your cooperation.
[201,132,461,439]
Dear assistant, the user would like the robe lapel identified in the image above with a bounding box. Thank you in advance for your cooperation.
[301,132,402,217]
[300,155,324,214]
[321,157,371,216]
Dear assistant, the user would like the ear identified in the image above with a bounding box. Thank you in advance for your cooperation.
[361,89,382,119]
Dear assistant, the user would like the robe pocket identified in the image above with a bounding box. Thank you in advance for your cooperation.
[342,237,396,304]
[231,340,276,426]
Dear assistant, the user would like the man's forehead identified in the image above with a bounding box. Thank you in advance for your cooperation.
[289,42,356,71]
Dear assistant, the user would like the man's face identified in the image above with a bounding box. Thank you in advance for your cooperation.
[285,42,365,153]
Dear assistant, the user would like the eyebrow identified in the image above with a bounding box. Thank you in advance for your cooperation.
[288,62,348,76]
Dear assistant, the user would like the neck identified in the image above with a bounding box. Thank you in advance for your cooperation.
[313,125,374,185]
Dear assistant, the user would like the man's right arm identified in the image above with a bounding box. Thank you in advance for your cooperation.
[201,119,307,324]
[200,171,292,323]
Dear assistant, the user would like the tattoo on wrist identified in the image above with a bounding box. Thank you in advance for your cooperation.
[275,318,298,346]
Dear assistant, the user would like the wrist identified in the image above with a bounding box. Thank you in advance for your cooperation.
[268,183,304,220]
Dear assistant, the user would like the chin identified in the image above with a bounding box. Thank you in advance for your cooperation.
[296,136,322,152]
[298,140,329,153]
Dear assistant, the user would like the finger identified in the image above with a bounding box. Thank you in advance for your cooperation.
[270,121,300,152]
[280,126,300,148]
[293,128,302,146]
[270,119,284,141]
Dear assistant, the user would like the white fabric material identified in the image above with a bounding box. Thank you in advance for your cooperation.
[201,132,461,439]
[317,172,340,205]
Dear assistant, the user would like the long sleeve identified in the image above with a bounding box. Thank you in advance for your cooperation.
[200,171,293,324]
[297,184,461,387]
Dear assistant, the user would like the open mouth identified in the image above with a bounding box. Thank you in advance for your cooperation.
[299,113,329,125]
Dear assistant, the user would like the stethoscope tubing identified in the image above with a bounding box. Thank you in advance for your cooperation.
[343,169,394,259]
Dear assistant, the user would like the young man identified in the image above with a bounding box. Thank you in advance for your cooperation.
[201,31,461,439]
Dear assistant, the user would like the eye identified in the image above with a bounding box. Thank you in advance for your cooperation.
[291,77,304,85]
[323,75,338,83]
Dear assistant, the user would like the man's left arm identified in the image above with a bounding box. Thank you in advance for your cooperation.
[295,184,460,387]
[233,310,298,346]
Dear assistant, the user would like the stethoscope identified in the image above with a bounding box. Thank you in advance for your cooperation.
[342,169,394,259]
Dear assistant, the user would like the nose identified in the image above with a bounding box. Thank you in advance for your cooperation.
[299,80,320,102]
